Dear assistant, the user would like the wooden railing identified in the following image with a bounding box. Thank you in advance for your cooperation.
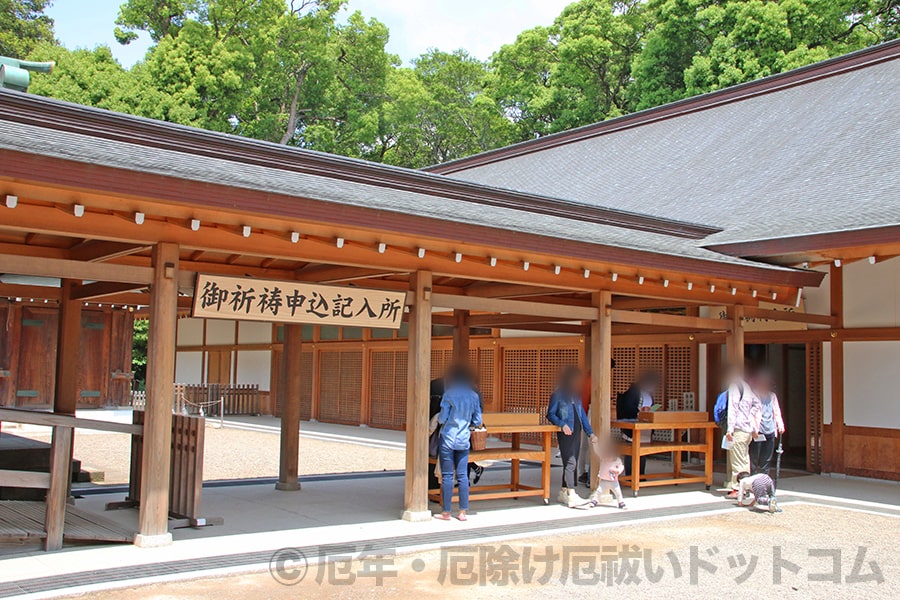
[0,407,142,551]
[117,410,206,524]
[132,384,259,417]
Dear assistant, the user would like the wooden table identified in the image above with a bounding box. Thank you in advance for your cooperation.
[429,413,559,505]
[612,419,718,497]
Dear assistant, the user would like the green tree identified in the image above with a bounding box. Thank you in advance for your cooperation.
[0,0,55,58]
[490,0,647,140]
[630,0,899,109]
[132,318,149,391]
[401,49,513,167]
[26,42,161,113]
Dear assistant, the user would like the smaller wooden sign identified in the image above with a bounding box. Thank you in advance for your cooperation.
[192,274,406,329]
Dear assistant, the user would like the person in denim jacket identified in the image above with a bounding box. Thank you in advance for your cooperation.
[435,363,482,521]
[546,366,597,508]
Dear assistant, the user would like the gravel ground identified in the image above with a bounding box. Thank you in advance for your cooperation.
[13,426,406,484]
[62,504,897,599]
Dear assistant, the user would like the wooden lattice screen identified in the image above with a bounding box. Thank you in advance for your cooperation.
[501,346,582,443]
[369,349,408,430]
[299,350,314,421]
[806,342,823,473]
[317,350,362,425]
[473,347,496,410]
[665,345,694,410]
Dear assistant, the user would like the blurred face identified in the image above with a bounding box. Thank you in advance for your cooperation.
[755,374,774,394]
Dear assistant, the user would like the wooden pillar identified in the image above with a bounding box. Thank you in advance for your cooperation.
[54,279,82,415]
[590,291,611,490]
[725,306,744,367]
[829,265,844,472]
[402,271,432,521]
[276,324,303,490]
[44,424,72,551]
[135,242,178,547]
[452,309,470,363]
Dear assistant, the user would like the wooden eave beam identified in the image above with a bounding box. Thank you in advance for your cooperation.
[610,308,732,331]
[69,240,149,262]
[0,283,61,300]
[432,293,598,320]
[466,313,581,327]
[0,254,154,285]
[740,306,837,326]
[70,281,148,301]
[295,265,402,283]
[495,322,590,335]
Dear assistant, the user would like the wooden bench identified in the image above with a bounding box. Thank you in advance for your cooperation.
[429,412,559,505]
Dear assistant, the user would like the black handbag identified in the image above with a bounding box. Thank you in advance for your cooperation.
[428,426,441,458]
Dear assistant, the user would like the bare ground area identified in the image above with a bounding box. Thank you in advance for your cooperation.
[61,504,897,599]
[13,426,406,483]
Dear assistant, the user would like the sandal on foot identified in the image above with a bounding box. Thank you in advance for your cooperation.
[457,512,468,521]
[434,513,451,521]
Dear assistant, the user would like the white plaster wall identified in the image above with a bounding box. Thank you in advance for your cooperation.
[843,258,900,328]
[238,321,272,344]
[803,267,830,319]
[177,318,204,346]
[175,351,203,384]
[236,350,272,389]
[206,319,236,345]
[842,341,900,428]
[499,329,578,338]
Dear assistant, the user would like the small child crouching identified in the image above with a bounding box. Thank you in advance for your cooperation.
[587,444,626,509]
[735,471,780,513]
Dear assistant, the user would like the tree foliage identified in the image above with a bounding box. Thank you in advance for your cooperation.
[0,0,55,58]
[11,0,900,164]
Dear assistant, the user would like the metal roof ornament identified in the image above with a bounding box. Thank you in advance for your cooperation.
[0,57,54,92]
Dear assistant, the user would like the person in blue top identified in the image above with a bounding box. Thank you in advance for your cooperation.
[435,362,483,521]
[547,366,597,508]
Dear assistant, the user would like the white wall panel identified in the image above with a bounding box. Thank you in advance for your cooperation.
[177,318,204,346]
[236,350,272,390]
[843,259,900,328]
[175,351,203,384]
[843,341,900,428]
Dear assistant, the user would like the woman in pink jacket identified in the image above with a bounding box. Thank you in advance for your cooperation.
[749,369,785,476]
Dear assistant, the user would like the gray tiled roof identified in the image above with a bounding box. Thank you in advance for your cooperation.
[0,115,793,273]
[443,55,900,247]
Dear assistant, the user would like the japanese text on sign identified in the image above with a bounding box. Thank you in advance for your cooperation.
[192,274,406,329]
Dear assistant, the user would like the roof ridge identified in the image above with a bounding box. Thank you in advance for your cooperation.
[427,39,900,175]
[0,88,721,240]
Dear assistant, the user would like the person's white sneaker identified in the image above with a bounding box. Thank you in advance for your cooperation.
[567,488,586,508]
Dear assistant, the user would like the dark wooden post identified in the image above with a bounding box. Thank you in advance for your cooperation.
[402,271,432,521]
[135,242,178,547]
[276,323,303,491]
[452,309,470,363]
[829,265,844,473]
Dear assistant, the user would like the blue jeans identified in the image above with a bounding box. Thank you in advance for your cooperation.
[439,445,470,512]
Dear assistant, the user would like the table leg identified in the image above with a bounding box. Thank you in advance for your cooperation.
[674,428,682,480]
[632,432,640,497]
[542,431,551,504]
[511,433,520,491]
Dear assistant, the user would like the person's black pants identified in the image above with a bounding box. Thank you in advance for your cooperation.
[622,456,646,479]
[750,434,777,476]
[557,430,581,489]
